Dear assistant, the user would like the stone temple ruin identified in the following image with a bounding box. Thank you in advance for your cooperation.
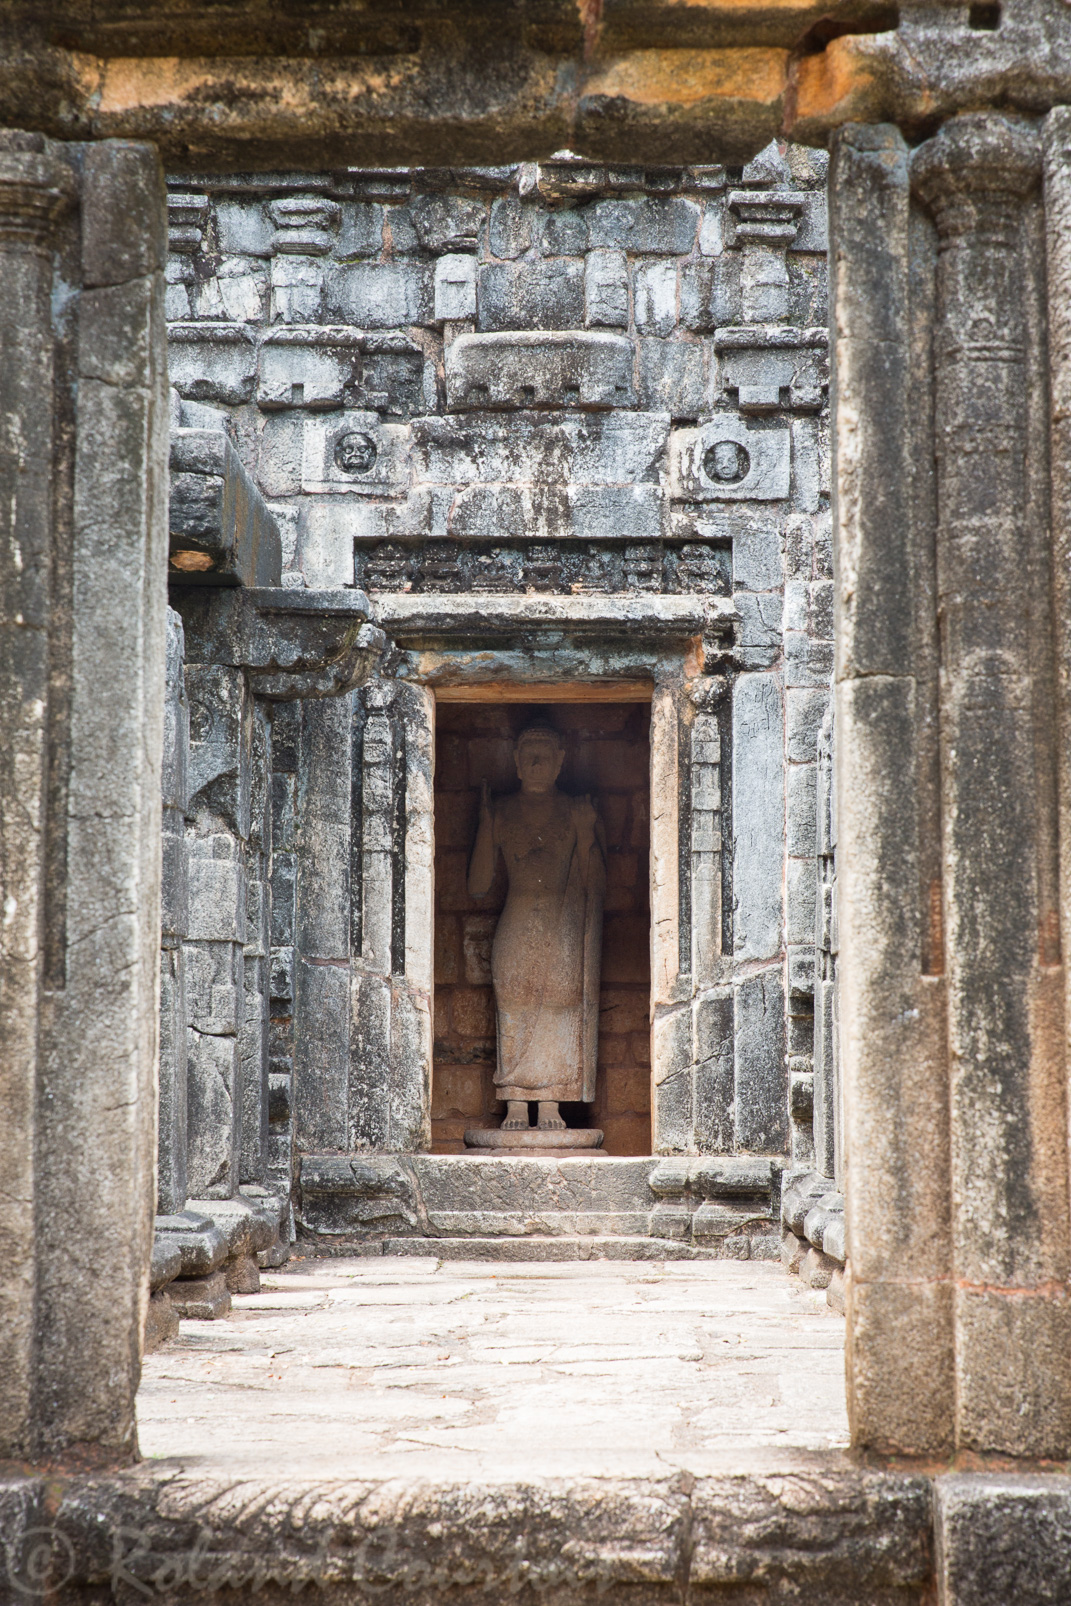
[5,2,1071,1600]
[154,142,839,1312]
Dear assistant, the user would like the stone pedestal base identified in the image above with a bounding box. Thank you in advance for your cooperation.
[464,1128,605,1159]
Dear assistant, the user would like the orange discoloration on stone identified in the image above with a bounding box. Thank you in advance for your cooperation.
[582,47,788,108]
[790,38,876,127]
[95,54,412,119]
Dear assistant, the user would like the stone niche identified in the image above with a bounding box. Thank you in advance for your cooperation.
[432,700,652,1155]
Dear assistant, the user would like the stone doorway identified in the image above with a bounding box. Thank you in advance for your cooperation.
[431,698,652,1156]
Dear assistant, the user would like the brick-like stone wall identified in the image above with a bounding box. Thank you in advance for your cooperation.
[165,141,832,1166]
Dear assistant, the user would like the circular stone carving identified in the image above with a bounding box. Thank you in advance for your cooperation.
[334,430,377,475]
[703,440,750,484]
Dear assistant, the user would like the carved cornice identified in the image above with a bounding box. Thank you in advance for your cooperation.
[0,141,74,252]
[911,114,1042,232]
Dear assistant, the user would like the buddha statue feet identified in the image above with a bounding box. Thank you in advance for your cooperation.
[537,1101,566,1130]
[501,1100,530,1131]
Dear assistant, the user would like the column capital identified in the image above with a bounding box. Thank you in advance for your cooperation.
[0,132,75,251]
[911,113,1042,224]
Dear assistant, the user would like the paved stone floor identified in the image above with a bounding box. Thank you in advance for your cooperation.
[138,1258,849,1477]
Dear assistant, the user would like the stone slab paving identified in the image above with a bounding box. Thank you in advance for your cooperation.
[138,1257,848,1477]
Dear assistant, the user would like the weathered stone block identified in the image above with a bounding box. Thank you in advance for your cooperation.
[323,260,432,326]
[409,193,484,253]
[781,1169,833,1234]
[636,337,706,415]
[588,196,699,254]
[446,331,635,410]
[338,201,384,259]
[935,1475,1071,1606]
[186,858,245,945]
[411,411,669,485]
[256,327,363,409]
[632,260,677,336]
[166,1269,231,1319]
[730,513,781,591]
[224,1254,262,1294]
[170,426,283,586]
[803,1189,844,1253]
[300,411,409,495]
[784,629,834,688]
[585,249,628,327]
[168,322,256,404]
[79,276,159,389]
[153,1211,228,1276]
[143,1291,179,1352]
[488,195,541,258]
[186,1029,239,1198]
[215,196,273,256]
[799,1244,838,1289]
[434,252,477,321]
[716,326,828,413]
[733,966,787,1153]
[82,141,167,286]
[823,1215,846,1265]
[732,673,784,962]
[786,855,817,945]
[785,688,829,764]
[477,259,584,331]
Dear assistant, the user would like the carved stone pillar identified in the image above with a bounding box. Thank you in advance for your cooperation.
[349,679,433,1153]
[0,132,168,1462]
[835,114,1071,1461]
[0,130,76,1463]
[831,122,955,1457]
[913,114,1071,1459]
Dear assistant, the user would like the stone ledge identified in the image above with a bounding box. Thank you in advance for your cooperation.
[0,1463,936,1603]
[172,585,385,700]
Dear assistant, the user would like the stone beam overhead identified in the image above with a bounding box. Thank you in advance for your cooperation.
[0,3,1068,166]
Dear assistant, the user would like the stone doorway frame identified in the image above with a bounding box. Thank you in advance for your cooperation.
[370,590,782,1158]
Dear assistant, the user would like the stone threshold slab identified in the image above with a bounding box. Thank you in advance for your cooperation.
[5,1465,1071,1602]
[0,1460,933,1603]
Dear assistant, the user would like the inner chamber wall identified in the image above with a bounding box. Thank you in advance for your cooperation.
[432,701,652,1155]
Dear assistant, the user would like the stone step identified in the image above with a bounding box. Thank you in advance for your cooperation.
[297,1152,784,1258]
[322,1233,779,1261]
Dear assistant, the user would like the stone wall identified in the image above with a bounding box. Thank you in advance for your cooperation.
[164,141,833,1169]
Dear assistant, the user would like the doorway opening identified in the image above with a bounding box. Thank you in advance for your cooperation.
[431,697,652,1156]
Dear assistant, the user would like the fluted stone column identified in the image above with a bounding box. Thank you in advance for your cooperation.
[0,132,168,1462]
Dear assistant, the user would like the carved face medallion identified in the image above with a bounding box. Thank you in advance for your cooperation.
[334,431,377,475]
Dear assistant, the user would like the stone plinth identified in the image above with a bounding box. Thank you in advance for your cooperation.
[464,1128,605,1159]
